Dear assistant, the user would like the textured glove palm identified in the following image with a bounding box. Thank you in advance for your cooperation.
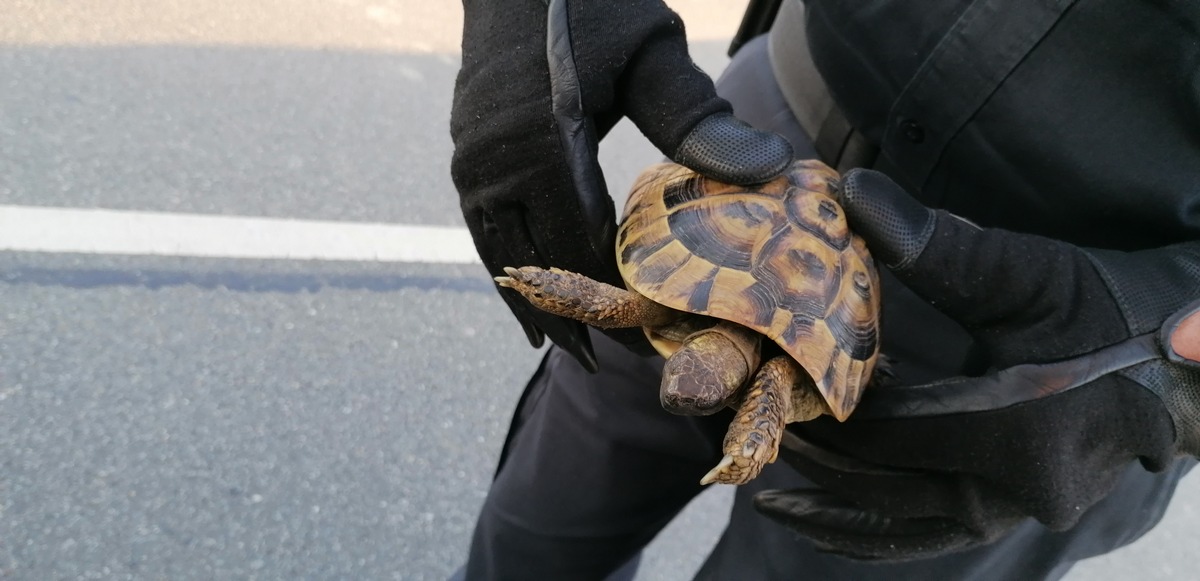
[753,169,1200,561]
[451,0,793,370]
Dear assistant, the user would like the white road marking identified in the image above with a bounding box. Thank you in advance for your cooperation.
[0,205,482,264]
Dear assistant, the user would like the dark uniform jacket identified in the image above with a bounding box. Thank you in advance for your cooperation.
[806,0,1199,251]
[696,3,1200,575]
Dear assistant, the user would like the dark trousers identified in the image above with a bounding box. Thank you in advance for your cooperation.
[457,36,1193,581]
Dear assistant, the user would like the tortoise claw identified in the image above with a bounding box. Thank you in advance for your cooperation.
[700,455,736,485]
[494,266,528,288]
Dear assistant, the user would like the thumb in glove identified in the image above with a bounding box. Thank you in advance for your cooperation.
[550,0,793,186]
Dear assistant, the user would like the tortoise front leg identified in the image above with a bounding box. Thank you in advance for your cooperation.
[700,356,826,485]
[495,266,680,328]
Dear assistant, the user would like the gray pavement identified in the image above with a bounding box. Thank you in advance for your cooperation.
[0,45,460,225]
[0,1,1196,580]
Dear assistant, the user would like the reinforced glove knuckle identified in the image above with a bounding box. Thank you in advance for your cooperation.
[1085,246,1200,336]
[673,114,792,184]
[836,169,935,270]
[1121,359,1200,457]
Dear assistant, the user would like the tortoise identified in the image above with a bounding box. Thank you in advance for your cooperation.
[496,159,881,485]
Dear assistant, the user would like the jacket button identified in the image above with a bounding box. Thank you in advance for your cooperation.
[901,120,925,144]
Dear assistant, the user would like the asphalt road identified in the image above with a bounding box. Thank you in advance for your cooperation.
[1,1,1197,579]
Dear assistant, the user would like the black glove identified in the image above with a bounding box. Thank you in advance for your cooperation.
[752,169,1200,561]
[451,0,793,371]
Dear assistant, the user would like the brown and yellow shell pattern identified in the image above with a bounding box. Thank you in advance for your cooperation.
[616,160,881,419]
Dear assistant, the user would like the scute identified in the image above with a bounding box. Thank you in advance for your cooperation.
[616,160,881,417]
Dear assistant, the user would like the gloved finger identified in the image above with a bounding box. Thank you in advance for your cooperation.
[496,289,545,348]
[832,169,937,271]
[487,208,601,372]
[499,289,602,373]
[511,188,620,289]
[670,113,795,185]
[594,110,623,142]
[620,27,792,184]
[752,488,986,562]
[835,169,1126,364]
[471,212,543,348]
[549,0,792,185]
[544,0,626,287]
[775,430,966,520]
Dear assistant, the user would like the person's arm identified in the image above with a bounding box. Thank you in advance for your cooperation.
[753,168,1200,560]
[451,0,793,370]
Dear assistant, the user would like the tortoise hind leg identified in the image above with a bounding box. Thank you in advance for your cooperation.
[495,266,679,328]
[700,356,825,486]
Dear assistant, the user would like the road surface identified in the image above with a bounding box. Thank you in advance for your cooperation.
[1,1,1195,579]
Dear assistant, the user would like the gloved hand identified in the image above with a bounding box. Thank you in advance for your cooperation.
[450,0,793,371]
[752,168,1200,561]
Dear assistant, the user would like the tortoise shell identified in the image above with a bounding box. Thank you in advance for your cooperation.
[616,160,881,419]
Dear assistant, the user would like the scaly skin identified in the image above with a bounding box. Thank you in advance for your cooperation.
[495,266,679,328]
[500,265,832,487]
[701,355,825,486]
[660,322,762,416]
